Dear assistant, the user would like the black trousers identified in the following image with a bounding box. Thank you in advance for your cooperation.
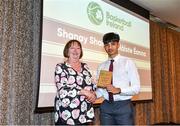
[100,99,134,125]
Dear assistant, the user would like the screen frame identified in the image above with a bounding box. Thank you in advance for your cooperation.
[34,0,151,113]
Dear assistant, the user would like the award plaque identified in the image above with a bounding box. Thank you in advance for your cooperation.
[97,70,112,88]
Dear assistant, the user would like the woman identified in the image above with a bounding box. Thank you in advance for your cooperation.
[54,40,96,125]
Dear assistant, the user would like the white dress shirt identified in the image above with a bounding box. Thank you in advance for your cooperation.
[96,54,140,101]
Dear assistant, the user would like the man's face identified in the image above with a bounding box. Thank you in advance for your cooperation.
[104,41,119,58]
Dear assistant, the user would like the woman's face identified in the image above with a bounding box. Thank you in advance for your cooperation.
[68,42,81,60]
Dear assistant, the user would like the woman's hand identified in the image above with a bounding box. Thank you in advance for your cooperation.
[80,89,97,103]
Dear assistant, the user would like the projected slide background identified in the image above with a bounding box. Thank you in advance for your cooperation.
[38,0,152,108]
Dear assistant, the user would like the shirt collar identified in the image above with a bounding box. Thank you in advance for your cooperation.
[108,54,120,62]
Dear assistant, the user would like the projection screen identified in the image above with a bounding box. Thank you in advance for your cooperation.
[37,0,152,110]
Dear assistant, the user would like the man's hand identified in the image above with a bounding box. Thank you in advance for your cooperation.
[80,89,97,103]
[106,85,121,94]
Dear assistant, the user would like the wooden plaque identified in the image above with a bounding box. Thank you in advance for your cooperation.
[97,70,112,88]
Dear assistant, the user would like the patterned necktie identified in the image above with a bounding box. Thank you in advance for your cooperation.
[108,59,114,102]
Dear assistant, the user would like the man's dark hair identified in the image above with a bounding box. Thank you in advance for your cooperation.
[103,32,120,44]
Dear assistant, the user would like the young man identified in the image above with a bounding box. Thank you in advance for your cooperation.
[96,32,140,125]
